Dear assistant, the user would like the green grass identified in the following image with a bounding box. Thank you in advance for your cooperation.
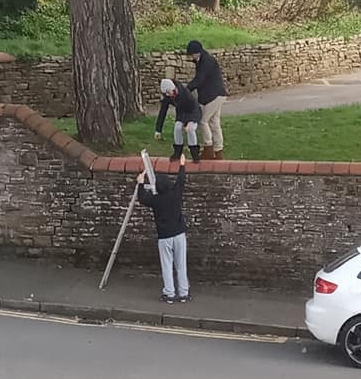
[137,22,260,52]
[222,105,361,161]
[53,104,361,161]
[0,36,70,58]
[0,21,259,58]
[1,11,361,58]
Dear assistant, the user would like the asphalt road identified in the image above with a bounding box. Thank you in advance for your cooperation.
[0,312,359,379]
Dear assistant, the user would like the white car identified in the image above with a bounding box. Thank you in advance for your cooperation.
[305,247,361,368]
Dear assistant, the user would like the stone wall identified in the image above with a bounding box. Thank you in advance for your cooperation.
[1,34,361,116]
[2,104,361,293]
[0,58,73,117]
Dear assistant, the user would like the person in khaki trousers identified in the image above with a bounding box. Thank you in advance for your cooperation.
[186,40,227,160]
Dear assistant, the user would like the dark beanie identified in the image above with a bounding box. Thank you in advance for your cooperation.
[186,40,203,55]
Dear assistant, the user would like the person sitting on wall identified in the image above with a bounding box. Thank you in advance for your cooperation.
[154,78,202,163]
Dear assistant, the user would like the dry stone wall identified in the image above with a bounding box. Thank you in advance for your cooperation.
[1,34,361,116]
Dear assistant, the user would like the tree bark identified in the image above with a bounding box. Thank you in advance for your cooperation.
[194,0,221,12]
[69,0,142,149]
[213,0,221,11]
[114,0,143,119]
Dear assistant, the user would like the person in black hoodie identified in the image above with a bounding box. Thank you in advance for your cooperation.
[137,154,191,304]
[155,78,201,163]
[186,40,227,160]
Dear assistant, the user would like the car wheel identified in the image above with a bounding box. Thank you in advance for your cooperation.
[339,316,361,368]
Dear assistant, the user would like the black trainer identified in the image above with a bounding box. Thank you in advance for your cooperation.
[178,294,192,303]
[160,294,176,304]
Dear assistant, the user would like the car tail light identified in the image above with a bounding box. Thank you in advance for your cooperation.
[315,277,338,294]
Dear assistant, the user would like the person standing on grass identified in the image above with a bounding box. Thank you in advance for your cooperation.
[154,78,201,163]
[137,153,191,304]
[186,40,227,160]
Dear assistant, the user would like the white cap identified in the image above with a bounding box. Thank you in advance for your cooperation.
[160,79,175,94]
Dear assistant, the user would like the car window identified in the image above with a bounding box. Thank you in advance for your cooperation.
[324,249,360,273]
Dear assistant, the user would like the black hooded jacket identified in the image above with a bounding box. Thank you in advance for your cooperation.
[155,80,202,133]
[187,49,227,105]
[138,166,186,239]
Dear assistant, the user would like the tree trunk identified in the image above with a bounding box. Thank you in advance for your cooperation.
[69,0,142,150]
[114,0,143,119]
[212,0,221,11]
[206,0,221,11]
[194,0,221,12]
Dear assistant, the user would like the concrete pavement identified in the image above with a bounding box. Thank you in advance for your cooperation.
[223,70,361,115]
[146,70,361,116]
[0,259,310,338]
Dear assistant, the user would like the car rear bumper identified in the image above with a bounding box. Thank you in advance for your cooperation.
[305,299,340,345]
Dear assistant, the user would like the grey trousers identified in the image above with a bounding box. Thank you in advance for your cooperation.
[158,232,189,297]
[174,121,198,146]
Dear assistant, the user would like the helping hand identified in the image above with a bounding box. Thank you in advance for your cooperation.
[180,154,186,166]
[136,171,146,184]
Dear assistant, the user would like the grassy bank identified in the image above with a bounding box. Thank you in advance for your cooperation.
[53,104,361,161]
[0,12,361,58]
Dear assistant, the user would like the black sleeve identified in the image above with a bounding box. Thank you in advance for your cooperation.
[174,165,186,193]
[187,58,213,92]
[155,97,170,133]
[138,184,155,207]
[177,87,199,124]
[183,87,197,113]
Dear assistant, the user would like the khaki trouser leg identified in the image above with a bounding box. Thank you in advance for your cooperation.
[208,96,226,152]
[199,101,216,146]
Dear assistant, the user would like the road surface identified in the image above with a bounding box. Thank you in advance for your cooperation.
[0,311,359,379]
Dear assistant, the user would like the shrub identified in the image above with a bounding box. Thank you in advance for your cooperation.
[136,0,184,32]
[20,0,69,39]
[348,0,361,8]
[0,0,69,39]
[270,0,352,21]
[0,0,36,16]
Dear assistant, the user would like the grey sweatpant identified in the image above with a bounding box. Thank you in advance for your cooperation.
[158,232,189,297]
[174,121,198,146]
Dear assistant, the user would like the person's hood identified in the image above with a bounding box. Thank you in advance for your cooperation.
[186,40,204,55]
[155,174,173,194]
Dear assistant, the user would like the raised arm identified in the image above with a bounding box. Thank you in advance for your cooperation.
[174,154,186,192]
[137,171,155,207]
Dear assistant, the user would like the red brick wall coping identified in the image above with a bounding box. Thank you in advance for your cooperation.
[0,52,15,63]
[1,103,360,175]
